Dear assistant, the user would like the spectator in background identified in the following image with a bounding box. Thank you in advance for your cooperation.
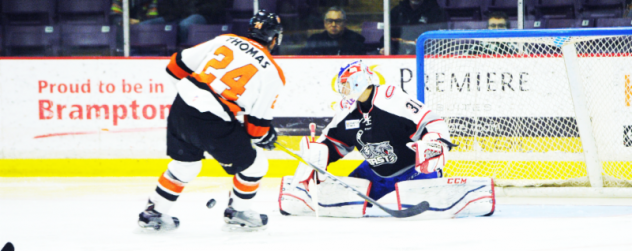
[300,6,367,55]
[465,11,518,56]
[487,11,509,29]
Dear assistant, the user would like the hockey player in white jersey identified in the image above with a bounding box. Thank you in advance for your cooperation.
[279,61,495,218]
[138,10,285,231]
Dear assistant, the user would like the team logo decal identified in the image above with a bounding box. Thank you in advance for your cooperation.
[356,130,397,166]
[361,113,371,126]
[345,119,360,130]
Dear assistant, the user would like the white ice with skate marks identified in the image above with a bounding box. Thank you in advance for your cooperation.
[1,177,632,251]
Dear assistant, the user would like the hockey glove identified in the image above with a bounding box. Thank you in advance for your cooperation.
[406,133,454,174]
[254,126,277,150]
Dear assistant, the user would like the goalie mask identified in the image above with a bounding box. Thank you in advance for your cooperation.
[335,61,379,101]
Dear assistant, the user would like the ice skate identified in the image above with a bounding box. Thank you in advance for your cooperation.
[223,199,268,231]
[137,200,180,231]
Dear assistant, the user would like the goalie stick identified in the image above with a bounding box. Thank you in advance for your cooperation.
[274,142,430,218]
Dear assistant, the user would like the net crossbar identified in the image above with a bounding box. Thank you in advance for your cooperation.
[417,28,632,188]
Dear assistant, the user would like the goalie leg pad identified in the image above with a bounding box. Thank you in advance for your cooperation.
[350,161,439,201]
[279,176,371,218]
[279,176,315,216]
[396,177,495,219]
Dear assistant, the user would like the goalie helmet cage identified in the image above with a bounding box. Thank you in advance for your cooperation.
[417,28,632,197]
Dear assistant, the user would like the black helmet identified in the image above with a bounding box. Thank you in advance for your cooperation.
[248,10,283,46]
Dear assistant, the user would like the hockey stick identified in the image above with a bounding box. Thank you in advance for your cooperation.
[274,142,430,218]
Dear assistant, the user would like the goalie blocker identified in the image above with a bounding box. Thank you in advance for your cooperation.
[279,176,495,218]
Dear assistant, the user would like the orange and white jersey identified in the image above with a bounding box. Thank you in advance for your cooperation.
[165,34,286,139]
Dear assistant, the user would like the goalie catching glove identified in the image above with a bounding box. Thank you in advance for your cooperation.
[406,133,456,174]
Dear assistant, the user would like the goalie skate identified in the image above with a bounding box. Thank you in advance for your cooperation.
[137,200,180,231]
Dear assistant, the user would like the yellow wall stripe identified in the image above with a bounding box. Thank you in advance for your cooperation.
[0,159,363,177]
[2,158,631,183]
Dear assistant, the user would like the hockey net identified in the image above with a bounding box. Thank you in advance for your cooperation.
[420,29,632,188]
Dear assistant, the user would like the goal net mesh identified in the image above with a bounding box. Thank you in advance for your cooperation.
[422,34,632,187]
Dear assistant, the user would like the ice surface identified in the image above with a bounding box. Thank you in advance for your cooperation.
[1,177,631,251]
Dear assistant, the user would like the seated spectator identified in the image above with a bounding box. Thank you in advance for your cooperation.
[487,11,509,30]
[465,11,519,56]
[300,6,367,55]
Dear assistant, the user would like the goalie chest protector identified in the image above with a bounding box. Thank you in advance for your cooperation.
[323,85,443,177]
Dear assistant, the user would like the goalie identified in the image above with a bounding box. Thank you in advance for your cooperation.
[279,61,495,218]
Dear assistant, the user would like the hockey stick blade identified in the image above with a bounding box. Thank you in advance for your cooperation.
[275,142,430,218]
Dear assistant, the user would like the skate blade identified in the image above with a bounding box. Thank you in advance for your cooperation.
[138,222,177,232]
[221,224,267,232]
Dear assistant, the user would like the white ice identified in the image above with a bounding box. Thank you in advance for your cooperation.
[1,177,632,251]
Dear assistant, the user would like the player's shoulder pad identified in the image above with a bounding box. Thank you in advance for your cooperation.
[373,85,428,122]
[373,85,426,120]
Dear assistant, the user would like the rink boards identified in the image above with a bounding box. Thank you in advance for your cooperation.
[0,57,413,176]
[1,56,631,181]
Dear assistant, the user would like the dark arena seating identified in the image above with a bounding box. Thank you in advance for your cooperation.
[533,0,578,19]
[228,0,254,37]
[4,25,60,56]
[129,24,177,56]
[547,18,595,28]
[57,0,110,24]
[450,21,489,30]
[439,0,484,21]
[361,21,384,53]
[1,0,631,56]
[580,0,626,18]
[182,24,232,48]
[1,0,56,25]
[486,0,519,19]
[524,19,547,29]
[596,17,632,27]
[61,24,116,56]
